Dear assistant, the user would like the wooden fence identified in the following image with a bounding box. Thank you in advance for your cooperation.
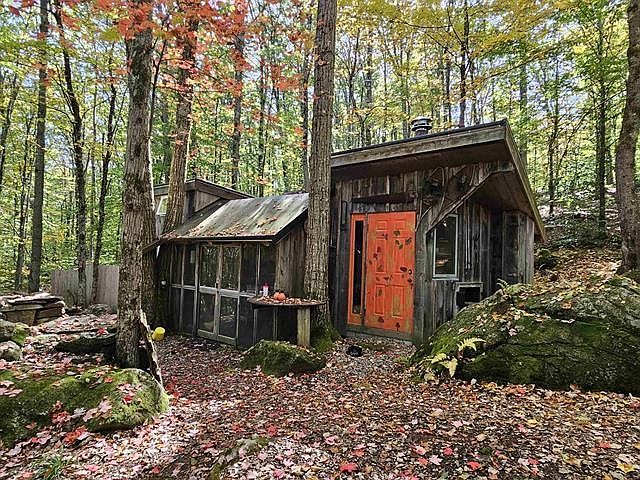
[51,265,119,309]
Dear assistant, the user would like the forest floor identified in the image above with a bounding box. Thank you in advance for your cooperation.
[2,248,640,480]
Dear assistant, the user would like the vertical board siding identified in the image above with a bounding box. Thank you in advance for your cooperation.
[51,265,119,308]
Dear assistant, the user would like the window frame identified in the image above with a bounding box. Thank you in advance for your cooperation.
[432,213,459,279]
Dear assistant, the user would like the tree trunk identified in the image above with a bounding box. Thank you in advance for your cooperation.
[91,83,117,304]
[162,19,198,234]
[29,0,48,293]
[0,74,19,195]
[230,33,245,189]
[615,0,640,270]
[304,0,337,324]
[364,41,373,146]
[15,115,34,291]
[596,81,607,236]
[117,0,159,376]
[518,59,528,166]
[458,0,469,128]
[54,0,87,306]
[258,55,267,196]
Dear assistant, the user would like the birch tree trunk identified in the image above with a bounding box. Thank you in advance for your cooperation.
[29,0,48,293]
[615,0,640,270]
[304,0,337,324]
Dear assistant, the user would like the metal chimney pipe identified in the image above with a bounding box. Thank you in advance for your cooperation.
[410,117,433,137]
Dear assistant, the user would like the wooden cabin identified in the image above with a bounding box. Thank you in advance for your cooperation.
[153,178,252,235]
[161,193,308,348]
[329,119,545,344]
[160,119,543,347]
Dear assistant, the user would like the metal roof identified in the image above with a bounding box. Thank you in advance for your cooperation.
[161,193,308,241]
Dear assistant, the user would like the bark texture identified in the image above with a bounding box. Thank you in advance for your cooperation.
[230,33,245,190]
[117,4,156,370]
[304,0,337,324]
[615,0,640,270]
[162,19,198,235]
[28,0,48,293]
[0,74,19,194]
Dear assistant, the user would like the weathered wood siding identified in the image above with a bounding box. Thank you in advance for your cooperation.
[51,265,119,308]
[275,223,306,298]
[501,211,535,284]
[330,164,535,343]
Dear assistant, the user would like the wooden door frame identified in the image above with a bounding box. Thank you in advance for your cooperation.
[346,211,416,337]
[347,213,366,326]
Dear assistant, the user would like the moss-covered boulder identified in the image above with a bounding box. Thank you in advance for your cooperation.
[240,340,326,377]
[0,319,29,346]
[0,367,169,447]
[55,332,116,356]
[0,341,22,361]
[412,276,640,394]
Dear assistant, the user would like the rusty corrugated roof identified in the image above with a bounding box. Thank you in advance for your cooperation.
[161,193,308,241]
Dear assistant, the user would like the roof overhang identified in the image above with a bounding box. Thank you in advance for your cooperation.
[331,120,546,241]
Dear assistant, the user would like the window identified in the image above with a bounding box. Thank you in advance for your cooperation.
[351,219,364,314]
[259,245,276,291]
[221,246,240,290]
[199,245,218,288]
[156,195,168,215]
[172,246,183,284]
[433,214,458,277]
[241,245,258,293]
[183,245,197,285]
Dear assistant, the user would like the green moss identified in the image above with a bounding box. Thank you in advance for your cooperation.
[412,276,640,394]
[0,320,30,346]
[623,269,640,284]
[0,367,169,447]
[209,436,270,480]
[240,340,326,377]
[310,323,341,354]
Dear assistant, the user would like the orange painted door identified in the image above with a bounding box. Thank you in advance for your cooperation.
[364,212,415,334]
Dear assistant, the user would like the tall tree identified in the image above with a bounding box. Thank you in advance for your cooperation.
[230,32,245,189]
[28,0,48,293]
[162,15,198,234]
[53,0,88,306]
[91,82,118,304]
[615,0,640,270]
[116,0,157,369]
[0,73,19,194]
[304,0,337,323]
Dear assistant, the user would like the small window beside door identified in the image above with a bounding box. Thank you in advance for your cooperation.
[433,214,458,278]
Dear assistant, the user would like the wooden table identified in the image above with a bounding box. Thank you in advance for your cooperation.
[247,297,325,348]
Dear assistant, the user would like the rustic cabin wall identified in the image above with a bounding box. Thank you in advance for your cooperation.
[501,211,535,285]
[275,225,306,297]
[332,170,422,336]
[419,199,493,337]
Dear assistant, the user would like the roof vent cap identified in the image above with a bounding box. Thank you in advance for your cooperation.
[410,116,433,137]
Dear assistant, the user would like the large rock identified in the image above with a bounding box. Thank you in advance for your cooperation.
[0,367,169,447]
[0,341,22,361]
[411,276,640,394]
[55,332,116,356]
[240,340,326,377]
[0,319,29,346]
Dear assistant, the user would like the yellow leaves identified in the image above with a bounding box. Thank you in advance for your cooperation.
[617,463,636,474]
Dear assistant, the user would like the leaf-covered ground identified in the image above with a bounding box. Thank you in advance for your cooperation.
[1,248,639,479]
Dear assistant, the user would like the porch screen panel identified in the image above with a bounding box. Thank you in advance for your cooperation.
[199,246,218,287]
[198,293,216,333]
[170,288,181,328]
[182,289,195,334]
[259,245,276,290]
[241,245,258,293]
[221,246,240,290]
[219,296,238,337]
[184,245,197,285]
[172,247,183,284]
[237,297,254,348]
